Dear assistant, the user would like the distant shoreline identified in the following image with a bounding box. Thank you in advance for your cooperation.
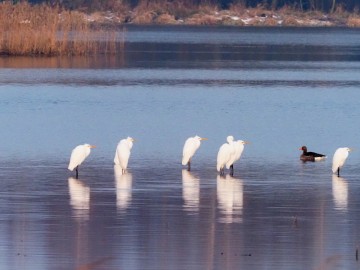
[85,7,360,28]
[1,2,359,56]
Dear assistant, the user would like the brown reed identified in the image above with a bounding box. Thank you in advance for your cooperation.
[347,16,360,27]
[0,2,118,56]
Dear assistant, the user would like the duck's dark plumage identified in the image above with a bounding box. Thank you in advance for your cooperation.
[299,146,326,162]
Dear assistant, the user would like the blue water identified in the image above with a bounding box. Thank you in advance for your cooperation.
[0,26,360,270]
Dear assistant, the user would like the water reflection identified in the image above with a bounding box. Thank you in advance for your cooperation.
[216,174,243,224]
[75,257,114,270]
[114,165,132,213]
[332,174,348,211]
[182,169,200,213]
[68,177,90,221]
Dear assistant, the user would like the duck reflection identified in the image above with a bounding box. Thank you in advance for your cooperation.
[68,177,90,221]
[114,165,132,212]
[217,174,243,223]
[182,169,200,213]
[332,174,348,211]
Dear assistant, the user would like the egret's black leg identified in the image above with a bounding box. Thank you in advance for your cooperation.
[187,161,191,171]
[337,167,340,177]
[230,164,234,176]
[75,166,79,179]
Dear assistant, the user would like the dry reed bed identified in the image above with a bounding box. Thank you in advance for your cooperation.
[0,2,118,56]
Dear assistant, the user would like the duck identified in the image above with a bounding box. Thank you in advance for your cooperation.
[299,146,326,162]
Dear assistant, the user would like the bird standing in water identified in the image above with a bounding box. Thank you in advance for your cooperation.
[217,136,236,175]
[68,144,96,178]
[182,135,208,171]
[299,146,326,162]
[332,147,351,176]
[114,137,135,173]
[226,140,249,176]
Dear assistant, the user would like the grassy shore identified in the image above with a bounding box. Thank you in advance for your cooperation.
[87,1,360,27]
[1,1,359,56]
[0,2,119,56]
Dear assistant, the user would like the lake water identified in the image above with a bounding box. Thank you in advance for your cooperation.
[0,26,360,269]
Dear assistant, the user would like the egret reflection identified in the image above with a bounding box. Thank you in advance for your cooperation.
[182,169,200,213]
[332,174,348,211]
[217,174,244,223]
[114,165,132,212]
[68,177,90,221]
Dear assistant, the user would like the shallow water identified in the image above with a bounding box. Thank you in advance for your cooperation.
[1,26,360,269]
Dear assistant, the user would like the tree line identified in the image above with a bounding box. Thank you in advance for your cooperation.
[3,0,360,12]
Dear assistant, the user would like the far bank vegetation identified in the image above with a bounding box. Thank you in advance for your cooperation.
[1,0,360,56]
[37,0,360,27]
[123,0,360,26]
[0,2,120,56]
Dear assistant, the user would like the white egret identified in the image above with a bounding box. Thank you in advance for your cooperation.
[299,146,326,162]
[332,147,351,176]
[114,137,135,173]
[226,140,249,176]
[182,135,208,171]
[216,136,235,175]
[68,144,96,178]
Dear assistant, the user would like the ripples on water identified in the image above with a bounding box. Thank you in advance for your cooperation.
[0,158,359,269]
[1,64,360,88]
[0,26,360,269]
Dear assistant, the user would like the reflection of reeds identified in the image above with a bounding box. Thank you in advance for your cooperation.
[0,2,119,56]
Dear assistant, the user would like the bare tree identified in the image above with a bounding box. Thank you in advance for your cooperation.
[330,0,336,12]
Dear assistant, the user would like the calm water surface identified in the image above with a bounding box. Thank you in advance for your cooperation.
[1,26,360,269]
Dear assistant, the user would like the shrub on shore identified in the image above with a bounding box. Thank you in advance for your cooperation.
[347,16,360,27]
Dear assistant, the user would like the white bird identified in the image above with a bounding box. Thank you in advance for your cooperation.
[226,140,249,176]
[114,137,135,173]
[217,136,236,175]
[332,147,351,176]
[68,144,96,178]
[182,135,208,171]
